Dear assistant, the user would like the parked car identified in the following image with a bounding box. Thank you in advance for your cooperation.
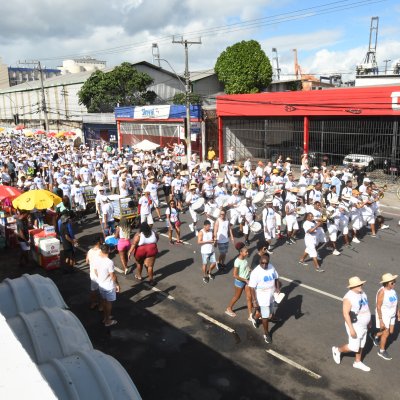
[343,154,375,171]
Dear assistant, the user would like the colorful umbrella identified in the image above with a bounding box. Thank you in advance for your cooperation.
[0,185,22,201]
[24,131,34,137]
[12,189,62,211]
[35,130,46,135]
[63,131,76,137]
[15,124,25,130]
[47,132,57,137]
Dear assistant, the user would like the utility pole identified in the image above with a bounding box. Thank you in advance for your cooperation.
[19,60,49,131]
[383,59,391,75]
[173,36,201,163]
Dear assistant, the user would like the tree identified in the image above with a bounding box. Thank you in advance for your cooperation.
[172,92,203,105]
[214,40,273,94]
[78,62,156,112]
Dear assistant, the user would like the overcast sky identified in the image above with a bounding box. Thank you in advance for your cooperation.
[1,0,399,80]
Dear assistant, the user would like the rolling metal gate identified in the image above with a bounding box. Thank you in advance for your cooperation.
[223,117,400,167]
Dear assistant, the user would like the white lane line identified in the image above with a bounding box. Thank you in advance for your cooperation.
[380,204,400,211]
[197,312,236,333]
[280,276,342,302]
[159,232,192,246]
[143,283,175,300]
[266,349,322,380]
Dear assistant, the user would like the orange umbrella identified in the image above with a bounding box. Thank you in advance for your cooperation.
[35,130,46,135]
[15,124,25,130]
[47,132,57,137]
[63,131,76,137]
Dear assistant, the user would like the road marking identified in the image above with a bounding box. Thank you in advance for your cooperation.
[280,276,342,302]
[266,349,321,380]
[381,204,400,211]
[197,312,236,333]
[159,232,192,245]
[143,283,175,300]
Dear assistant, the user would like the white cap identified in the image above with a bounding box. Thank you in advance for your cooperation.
[73,180,80,185]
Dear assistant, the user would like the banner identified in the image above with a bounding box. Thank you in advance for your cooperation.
[133,105,171,119]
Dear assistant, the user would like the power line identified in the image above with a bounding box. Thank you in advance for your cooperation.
[37,0,386,62]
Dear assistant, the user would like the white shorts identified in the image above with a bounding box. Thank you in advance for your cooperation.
[375,315,395,329]
[275,214,282,227]
[151,196,159,208]
[286,216,298,232]
[338,222,349,235]
[140,213,154,225]
[243,222,252,235]
[189,208,199,223]
[305,239,317,258]
[328,225,338,242]
[264,224,276,240]
[350,215,363,231]
[229,209,241,226]
[345,323,368,352]
[362,213,375,225]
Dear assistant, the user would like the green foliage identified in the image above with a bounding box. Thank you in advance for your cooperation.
[214,40,273,94]
[288,80,303,91]
[78,62,156,112]
[172,92,203,105]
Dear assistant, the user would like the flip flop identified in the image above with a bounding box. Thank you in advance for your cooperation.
[225,310,236,317]
[104,319,118,327]
[134,275,142,281]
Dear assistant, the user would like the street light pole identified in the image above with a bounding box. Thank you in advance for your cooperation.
[173,36,201,163]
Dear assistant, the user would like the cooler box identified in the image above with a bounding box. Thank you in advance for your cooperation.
[31,230,57,252]
[39,254,60,270]
[39,238,60,257]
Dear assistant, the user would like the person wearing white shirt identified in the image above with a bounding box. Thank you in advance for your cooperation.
[298,213,324,272]
[138,191,153,226]
[249,253,280,344]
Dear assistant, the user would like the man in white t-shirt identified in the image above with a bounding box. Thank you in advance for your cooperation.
[249,254,280,344]
[94,244,120,327]
[139,190,153,226]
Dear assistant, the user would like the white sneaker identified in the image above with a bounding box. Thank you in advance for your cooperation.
[353,361,370,372]
[332,346,341,364]
[189,223,194,232]
[332,249,341,256]
[381,224,389,230]
[352,237,360,244]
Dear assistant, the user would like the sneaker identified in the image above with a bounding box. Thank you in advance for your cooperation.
[290,238,296,244]
[208,272,215,280]
[286,240,292,245]
[159,218,164,222]
[332,249,341,256]
[315,267,325,273]
[263,333,272,344]
[369,332,379,347]
[332,346,341,364]
[249,315,258,328]
[380,224,389,230]
[371,234,377,238]
[377,350,392,360]
[353,361,371,372]
[203,276,209,284]
[298,260,308,266]
[352,237,360,244]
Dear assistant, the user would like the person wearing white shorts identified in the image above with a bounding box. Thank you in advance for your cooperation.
[370,273,400,361]
[299,213,324,272]
[332,276,371,372]
[262,201,276,251]
[284,195,299,245]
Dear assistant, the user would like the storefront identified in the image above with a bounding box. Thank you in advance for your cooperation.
[216,86,400,165]
[115,104,202,155]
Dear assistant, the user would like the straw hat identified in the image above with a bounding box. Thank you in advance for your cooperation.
[189,184,197,190]
[380,273,398,284]
[347,276,366,288]
[217,178,224,184]
[265,196,273,203]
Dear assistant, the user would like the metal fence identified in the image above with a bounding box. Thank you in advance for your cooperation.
[223,116,400,169]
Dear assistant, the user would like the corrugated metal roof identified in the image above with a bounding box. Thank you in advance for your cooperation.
[0,274,67,318]
[190,69,216,82]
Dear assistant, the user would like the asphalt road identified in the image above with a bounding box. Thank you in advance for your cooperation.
[1,195,400,400]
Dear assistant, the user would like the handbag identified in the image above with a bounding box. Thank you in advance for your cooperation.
[349,311,358,323]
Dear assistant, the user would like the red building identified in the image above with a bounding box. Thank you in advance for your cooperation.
[216,86,400,165]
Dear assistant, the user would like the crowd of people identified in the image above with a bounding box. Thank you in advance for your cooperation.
[1,133,398,365]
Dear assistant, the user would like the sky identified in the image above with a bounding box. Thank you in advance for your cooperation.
[1,0,400,82]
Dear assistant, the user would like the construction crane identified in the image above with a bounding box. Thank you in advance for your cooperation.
[356,17,379,75]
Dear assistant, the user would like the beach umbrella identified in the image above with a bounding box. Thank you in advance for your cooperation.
[12,189,62,211]
[0,185,22,201]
